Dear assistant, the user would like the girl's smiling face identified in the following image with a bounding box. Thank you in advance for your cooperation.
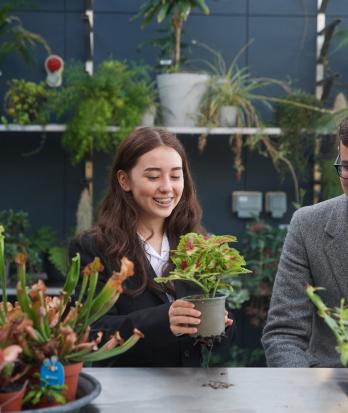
[117,146,184,224]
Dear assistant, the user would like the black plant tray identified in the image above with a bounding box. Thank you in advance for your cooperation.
[21,372,101,413]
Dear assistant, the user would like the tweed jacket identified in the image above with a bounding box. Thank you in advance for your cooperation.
[69,234,234,367]
[262,194,348,367]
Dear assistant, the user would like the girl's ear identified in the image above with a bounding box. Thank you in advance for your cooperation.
[116,170,131,192]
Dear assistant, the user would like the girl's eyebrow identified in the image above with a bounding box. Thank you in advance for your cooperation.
[144,167,183,172]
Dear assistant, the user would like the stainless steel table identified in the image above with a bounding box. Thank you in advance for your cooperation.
[84,367,348,412]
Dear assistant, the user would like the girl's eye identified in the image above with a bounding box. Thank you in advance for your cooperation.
[147,176,159,180]
[171,176,181,180]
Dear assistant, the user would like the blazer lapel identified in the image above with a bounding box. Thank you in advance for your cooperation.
[324,195,348,300]
[147,263,170,304]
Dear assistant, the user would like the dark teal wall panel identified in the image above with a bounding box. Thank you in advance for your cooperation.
[0,0,345,239]
[249,0,316,15]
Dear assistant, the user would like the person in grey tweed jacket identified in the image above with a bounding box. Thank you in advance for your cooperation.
[262,117,348,367]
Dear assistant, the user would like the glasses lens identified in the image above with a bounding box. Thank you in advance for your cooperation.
[334,155,348,179]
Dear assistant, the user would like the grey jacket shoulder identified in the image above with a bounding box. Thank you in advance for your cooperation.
[293,195,346,222]
[294,195,348,220]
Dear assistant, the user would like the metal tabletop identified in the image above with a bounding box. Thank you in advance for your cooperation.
[83,367,348,413]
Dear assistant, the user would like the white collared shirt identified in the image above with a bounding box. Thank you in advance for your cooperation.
[138,232,174,302]
[138,232,170,277]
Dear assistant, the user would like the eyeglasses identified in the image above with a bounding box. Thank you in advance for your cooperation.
[334,154,348,179]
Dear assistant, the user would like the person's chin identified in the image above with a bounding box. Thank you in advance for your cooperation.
[341,182,348,196]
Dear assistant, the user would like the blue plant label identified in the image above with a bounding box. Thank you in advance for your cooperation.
[40,356,64,387]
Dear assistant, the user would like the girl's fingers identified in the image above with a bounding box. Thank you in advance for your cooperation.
[170,315,201,326]
[171,325,198,335]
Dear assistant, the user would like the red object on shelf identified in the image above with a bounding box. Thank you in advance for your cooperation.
[46,56,62,72]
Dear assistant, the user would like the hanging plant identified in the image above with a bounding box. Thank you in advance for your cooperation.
[275,89,323,180]
[55,59,154,164]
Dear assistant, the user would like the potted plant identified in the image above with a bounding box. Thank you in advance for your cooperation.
[54,59,154,164]
[135,0,212,127]
[155,233,251,338]
[307,286,348,366]
[196,41,291,130]
[2,79,54,125]
[0,345,28,412]
[0,225,143,408]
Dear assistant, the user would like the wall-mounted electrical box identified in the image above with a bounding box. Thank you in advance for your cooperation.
[265,191,287,218]
[232,191,262,218]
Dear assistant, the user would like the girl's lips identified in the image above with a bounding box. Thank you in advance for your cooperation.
[153,197,174,206]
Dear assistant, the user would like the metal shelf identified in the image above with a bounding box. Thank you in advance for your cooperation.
[0,287,62,296]
[0,124,282,135]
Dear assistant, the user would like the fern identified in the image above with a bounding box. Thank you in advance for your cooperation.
[48,246,68,277]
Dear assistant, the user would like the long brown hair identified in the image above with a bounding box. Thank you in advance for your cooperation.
[92,127,204,296]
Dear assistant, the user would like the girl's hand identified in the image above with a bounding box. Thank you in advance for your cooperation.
[168,299,201,335]
[225,309,233,327]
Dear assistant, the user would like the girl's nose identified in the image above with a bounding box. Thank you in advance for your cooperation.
[159,177,172,192]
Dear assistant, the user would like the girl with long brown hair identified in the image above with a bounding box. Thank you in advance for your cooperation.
[70,127,232,367]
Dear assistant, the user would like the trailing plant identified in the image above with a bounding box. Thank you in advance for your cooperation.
[3,79,54,125]
[55,59,154,164]
[241,220,287,327]
[197,41,283,129]
[134,0,210,71]
[194,42,303,198]
[155,232,251,298]
[275,89,323,179]
[0,0,50,64]
[307,286,348,366]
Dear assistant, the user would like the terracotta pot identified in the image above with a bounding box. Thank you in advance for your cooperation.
[63,361,83,402]
[28,361,83,408]
[0,380,27,412]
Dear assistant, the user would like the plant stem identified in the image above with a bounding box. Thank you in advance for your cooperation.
[0,230,7,316]
[172,15,182,69]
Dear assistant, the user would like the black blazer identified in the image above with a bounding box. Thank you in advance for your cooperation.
[69,234,234,367]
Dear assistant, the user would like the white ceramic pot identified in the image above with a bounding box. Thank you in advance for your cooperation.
[157,73,209,127]
[140,105,156,127]
[219,105,238,127]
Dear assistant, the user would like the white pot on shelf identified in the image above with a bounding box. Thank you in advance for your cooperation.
[140,105,157,127]
[219,105,238,127]
[157,73,209,127]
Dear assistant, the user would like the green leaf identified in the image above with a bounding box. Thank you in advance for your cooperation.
[157,3,171,23]
[194,0,210,14]
[48,246,68,277]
